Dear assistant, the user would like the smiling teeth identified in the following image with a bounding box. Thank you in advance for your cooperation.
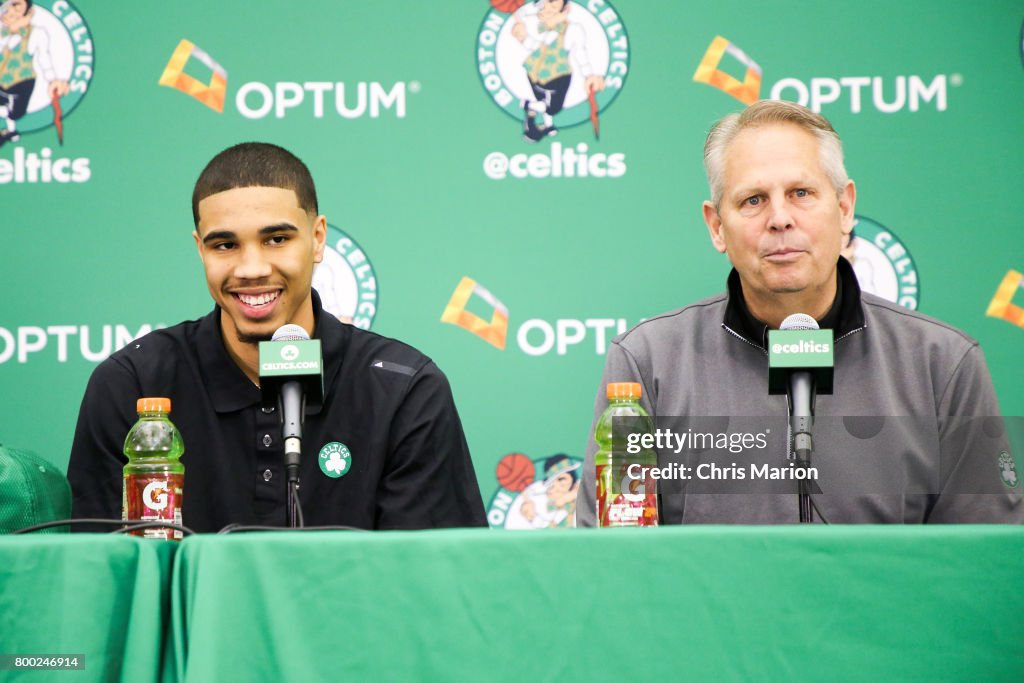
[238,292,279,306]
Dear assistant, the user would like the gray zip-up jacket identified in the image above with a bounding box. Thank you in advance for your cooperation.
[578,262,1023,525]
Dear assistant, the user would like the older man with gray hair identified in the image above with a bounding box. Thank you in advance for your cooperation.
[576,100,1022,526]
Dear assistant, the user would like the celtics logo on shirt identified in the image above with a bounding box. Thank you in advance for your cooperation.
[999,452,1019,489]
[318,442,352,479]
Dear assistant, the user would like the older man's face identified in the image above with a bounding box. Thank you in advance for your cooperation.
[704,123,855,310]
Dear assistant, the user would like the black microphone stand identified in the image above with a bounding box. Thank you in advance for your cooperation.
[280,380,306,528]
[789,373,815,523]
[285,449,302,528]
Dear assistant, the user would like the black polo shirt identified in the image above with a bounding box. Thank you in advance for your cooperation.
[68,291,487,532]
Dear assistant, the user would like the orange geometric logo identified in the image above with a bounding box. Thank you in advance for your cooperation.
[441,277,509,350]
[158,39,228,113]
[692,36,762,105]
[986,270,1024,329]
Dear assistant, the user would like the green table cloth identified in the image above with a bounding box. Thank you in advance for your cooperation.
[0,535,176,682]
[169,526,1024,682]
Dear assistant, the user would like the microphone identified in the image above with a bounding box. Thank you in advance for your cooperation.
[767,314,835,402]
[258,324,324,527]
[768,314,834,520]
[775,314,825,462]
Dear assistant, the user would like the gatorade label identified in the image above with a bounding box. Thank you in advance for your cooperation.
[597,462,658,527]
[123,474,185,540]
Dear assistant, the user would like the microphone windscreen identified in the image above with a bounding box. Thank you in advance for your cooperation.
[780,313,819,331]
[272,324,310,342]
[769,313,833,395]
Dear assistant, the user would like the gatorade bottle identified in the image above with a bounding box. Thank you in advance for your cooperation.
[122,397,185,540]
[595,382,658,527]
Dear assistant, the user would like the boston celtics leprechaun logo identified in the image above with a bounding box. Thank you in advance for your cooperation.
[841,215,920,310]
[487,453,582,528]
[476,0,629,143]
[0,0,94,148]
[313,224,379,330]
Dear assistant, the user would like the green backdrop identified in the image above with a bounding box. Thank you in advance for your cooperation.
[2,1,1022,523]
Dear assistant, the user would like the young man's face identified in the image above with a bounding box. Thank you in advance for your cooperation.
[704,123,855,307]
[194,186,326,344]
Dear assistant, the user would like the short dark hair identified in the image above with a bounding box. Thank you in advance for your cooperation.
[191,142,318,227]
[544,454,578,485]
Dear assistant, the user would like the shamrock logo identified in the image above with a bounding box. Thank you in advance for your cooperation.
[318,442,351,479]
[326,452,346,474]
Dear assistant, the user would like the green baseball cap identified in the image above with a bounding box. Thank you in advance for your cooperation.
[0,444,72,534]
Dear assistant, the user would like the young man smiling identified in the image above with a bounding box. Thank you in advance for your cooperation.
[576,101,1022,526]
[68,143,487,531]
[193,183,326,384]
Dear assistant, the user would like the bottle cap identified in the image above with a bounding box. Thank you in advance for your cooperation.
[606,382,641,399]
[137,397,171,414]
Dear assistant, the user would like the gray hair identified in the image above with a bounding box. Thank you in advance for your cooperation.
[704,100,848,209]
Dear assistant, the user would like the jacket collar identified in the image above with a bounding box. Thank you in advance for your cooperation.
[722,257,865,349]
